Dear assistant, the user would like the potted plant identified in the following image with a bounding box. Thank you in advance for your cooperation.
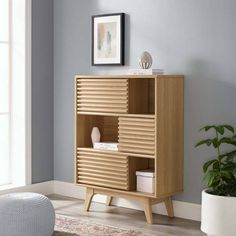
[195,124,236,236]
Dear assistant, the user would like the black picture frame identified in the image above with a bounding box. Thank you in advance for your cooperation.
[92,13,125,66]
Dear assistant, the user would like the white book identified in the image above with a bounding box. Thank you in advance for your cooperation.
[128,68,164,75]
[93,142,118,151]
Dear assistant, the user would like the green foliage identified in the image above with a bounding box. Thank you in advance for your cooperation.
[195,124,236,196]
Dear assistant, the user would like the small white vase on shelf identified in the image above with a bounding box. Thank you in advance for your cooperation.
[91,127,101,147]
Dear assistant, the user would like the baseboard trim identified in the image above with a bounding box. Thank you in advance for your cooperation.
[53,181,201,221]
[0,181,54,195]
[0,181,200,221]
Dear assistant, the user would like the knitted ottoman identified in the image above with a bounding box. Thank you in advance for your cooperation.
[0,192,55,236]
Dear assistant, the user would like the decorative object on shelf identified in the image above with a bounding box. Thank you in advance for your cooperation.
[94,142,118,151]
[139,51,152,69]
[127,68,164,75]
[195,124,236,236]
[92,13,125,66]
[91,127,101,147]
[136,169,155,194]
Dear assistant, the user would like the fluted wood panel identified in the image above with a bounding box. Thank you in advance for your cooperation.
[118,117,155,156]
[76,78,128,113]
[76,148,129,190]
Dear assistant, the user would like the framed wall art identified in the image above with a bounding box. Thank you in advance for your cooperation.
[92,13,125,66]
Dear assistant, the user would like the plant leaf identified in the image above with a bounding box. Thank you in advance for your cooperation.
[195,139,212,148]
[212,137,219,148]
[200,125,218,133]
[222,164,236,172]
[197,124,236,196]
[223,125,235,133]
[219,137,236,146]
[203,160,217,173]
[200,125,213,132]
[213,161,220,170]
[221,170,234,180]
[220,150,236,161]
[208,173,217,187]
[216,125,224,135]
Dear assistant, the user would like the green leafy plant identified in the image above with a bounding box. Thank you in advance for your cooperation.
[195,125,236,196]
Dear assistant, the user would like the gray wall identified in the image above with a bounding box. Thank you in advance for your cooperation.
[32,0,54,183]
[54,0,236,203]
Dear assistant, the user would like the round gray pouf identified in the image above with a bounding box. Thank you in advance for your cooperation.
[0,192,55,236]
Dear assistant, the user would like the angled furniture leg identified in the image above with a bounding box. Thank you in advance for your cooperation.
[164,196,174,217]
[84,187,94,211]
[106,196,113,206]
[142,198,153,224]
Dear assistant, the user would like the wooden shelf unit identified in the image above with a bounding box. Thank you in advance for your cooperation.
[75,75,184,224]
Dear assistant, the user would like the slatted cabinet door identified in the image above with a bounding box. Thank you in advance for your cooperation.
[118,117,155,156]
[76,148,129,190]
[76,78,128,114]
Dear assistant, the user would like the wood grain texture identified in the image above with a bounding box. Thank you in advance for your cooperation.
[76,78,128,113]
[75,75,183,79]
[77,149,129,190]
[164,196,174,218]
[118,117,155,155]
[106,196,113,206]
[142,198,153,224]
[128,78,155,114]
[84,187,94,211]
[77,115,118,148]
[75,75,184,224]
[78,183,156,198]
[155,76,184,197]
[88,187,158,224]
[128,157,150,191]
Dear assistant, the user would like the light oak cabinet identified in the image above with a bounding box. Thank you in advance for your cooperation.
[75,75,184,224]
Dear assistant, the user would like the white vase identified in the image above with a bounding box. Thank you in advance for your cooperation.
[201,189,236,236]
[91,127,101,147]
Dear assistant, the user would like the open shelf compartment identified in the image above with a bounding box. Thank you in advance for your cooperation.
[77,114,118,148]
[128,156,155,194]
[128,77,155,114]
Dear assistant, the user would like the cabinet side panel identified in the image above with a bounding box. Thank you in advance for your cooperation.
[156,76,184,196]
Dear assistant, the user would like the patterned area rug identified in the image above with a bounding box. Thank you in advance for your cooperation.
[54,215,150,236]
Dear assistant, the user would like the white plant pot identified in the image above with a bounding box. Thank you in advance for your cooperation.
[201,189,236,236]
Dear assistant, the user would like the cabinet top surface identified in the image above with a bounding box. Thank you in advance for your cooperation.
[75,74,184,79]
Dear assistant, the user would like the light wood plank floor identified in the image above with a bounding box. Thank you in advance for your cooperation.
[49,195,205,236]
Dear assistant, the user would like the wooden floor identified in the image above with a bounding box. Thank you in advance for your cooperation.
[49,194,205,236]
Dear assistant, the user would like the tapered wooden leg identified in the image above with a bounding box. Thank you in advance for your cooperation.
[84,187,94,211]
[164,196,174,217]
[106,196,113,206]
[142,198,153,224]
